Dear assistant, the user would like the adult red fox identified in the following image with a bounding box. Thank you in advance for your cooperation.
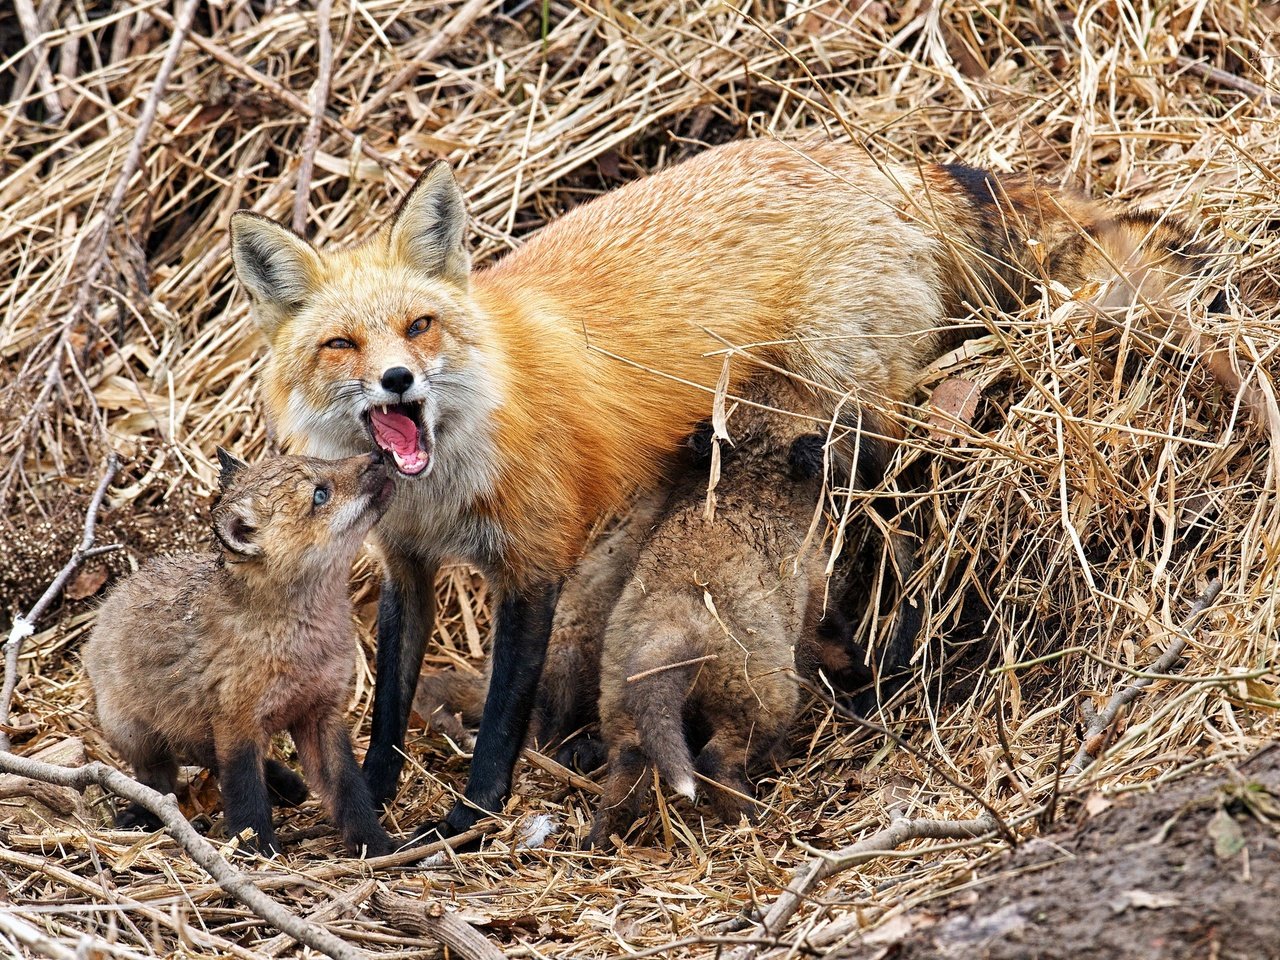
[230,138,1252,838]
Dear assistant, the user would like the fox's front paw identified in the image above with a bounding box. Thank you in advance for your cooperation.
[410,803,483,848]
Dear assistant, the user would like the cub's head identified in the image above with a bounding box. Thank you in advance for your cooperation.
[230,164,490,479]
[212,449,395,577]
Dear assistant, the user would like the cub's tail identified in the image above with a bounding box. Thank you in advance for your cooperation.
[622,646,698,801]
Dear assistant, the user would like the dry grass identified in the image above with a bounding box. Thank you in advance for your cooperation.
[2,0,1280,957]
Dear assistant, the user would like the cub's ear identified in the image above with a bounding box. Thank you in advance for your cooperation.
[388,162,470,287]
[215,447,248,493]
[213,502,262,560]
[788,434,827,482]
[229,211,322,334]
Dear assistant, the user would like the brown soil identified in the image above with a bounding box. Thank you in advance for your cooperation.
[839,748,1280,960]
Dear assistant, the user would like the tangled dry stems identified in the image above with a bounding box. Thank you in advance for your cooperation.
[2,0,1279,957]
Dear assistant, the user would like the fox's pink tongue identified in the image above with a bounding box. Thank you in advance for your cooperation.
[369,409,428,476]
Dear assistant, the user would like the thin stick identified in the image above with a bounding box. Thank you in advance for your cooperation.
[293,0,335,235]
[12,0,64,123]
[1065,578,1224,777]
[371,886,506,960]
[0,752,368,960]
[0,453,120,751]
[347,0,491,127]
[726,814,1000,960]
[0,909,151,960]
[259,878,376,957]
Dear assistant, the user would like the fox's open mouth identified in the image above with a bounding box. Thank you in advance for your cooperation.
[365,402,432,477]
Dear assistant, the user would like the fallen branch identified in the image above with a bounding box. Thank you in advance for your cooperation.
[1066,577,1224,777]
[0,453,121,751]
[0,752,367,960]
[725,813,1000,960]
[1175,55,1279,108]
[292,0,335,234]
[371,885,507,960]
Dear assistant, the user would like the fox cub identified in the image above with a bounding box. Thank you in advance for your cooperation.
[587,375,852,848]
[85,450,395,857]
[413,493,666,767]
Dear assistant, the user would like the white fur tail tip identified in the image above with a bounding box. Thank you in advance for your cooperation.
[671,776,697,802]
[516,814,559,851]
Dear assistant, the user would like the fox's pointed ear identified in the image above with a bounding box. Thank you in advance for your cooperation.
[215,447,248,493]
[213,502,262,560]
[229,211,322,335]
[388,162,470,287]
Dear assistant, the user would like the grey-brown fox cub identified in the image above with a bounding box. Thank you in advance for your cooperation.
[85,450,395,857]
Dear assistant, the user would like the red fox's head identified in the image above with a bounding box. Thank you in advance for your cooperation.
[229,165,496,480]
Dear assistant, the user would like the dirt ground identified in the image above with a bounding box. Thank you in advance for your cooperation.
[837,747,1280,960]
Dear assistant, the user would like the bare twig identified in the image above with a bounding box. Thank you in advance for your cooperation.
[293,0,335,235]
[347,0,491,127]
[371,885,507,960]
[12,0,64,123]
[0,909,152,960]
[1175,55,1279,108]
[259,878,376,957]
[726,813,1001,960]
[0,453,120,751]
[1066,578,1224,777]
[0,751,367,960]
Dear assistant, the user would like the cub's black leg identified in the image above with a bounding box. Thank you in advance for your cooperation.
[294,714,393,857]
[264,759,308,807]
[217,740,277,856]
[364,552,437,807]
[414,580,560,840]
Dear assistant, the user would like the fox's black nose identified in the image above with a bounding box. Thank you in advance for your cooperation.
[381,366,414,394]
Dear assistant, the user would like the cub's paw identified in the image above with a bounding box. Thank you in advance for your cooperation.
[116,803,164,831]
[265,760,309,807]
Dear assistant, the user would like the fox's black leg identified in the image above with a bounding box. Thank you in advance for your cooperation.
[364,551,437,807]
[414,580,559,840]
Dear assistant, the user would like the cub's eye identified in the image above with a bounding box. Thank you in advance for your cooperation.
[407,315,434,338]
[323,337,356,350]
[313,485,331,507]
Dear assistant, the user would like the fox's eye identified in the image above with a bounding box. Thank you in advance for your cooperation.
[324,337,356,350]
[407,315,434,338]
[313,485,331,507]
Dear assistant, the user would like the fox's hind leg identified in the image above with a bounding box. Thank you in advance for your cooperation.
[693,733,757,825]
[586,744,653,849]
[214,728,278,856]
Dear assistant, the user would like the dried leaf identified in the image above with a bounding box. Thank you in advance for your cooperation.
[1084,792,1113,817]
[1208,808,1247,860]
[1115,889,1179,912]
[927,377,981,441]
[66,564,108,600]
